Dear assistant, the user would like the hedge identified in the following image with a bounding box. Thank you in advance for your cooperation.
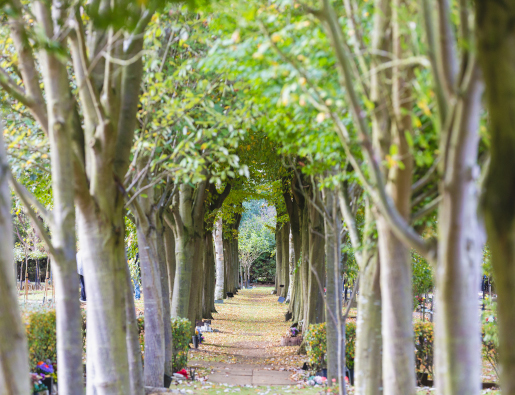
[306,321,497,378]
[25,310,190,373]
[305,322,356,371]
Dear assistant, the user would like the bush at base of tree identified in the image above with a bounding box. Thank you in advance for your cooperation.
[306,321,498,380]
[25,310,191,373]
[305,322,356,372]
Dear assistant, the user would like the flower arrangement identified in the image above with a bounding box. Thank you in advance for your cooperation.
[290,327,299,337]
[31,373,48,393]
[195,328,205,344]
[36,361,54,374]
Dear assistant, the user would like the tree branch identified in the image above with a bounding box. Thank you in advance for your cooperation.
[9,175,52,226]
[8,0,48,134]
[411,196,442,223]
[9,174,56,257]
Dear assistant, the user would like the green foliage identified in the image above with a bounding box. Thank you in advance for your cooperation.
[305,323,326,371]
[25,310,191,373]
[482,300,499,380]
[25,310,57,371]
[24,309,87,371]
[238,200,276,271]
[305,322,356,371]
[249,254,276,282]
[414,322,434,380]
[171,317,192,371]
[138,316,191,372]
[412,250,434,307]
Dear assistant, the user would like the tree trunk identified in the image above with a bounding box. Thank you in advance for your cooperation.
[164,220,176,309]
[476,3,515,392]
[275,220,283,293]
[355,251,382,395]
[0,122,31,395]
[323,186,345,389]
[78,205,132,395]
[33,4,84,392]
[135,175,165,387]
[434,68,484,395]
[286,230,294,303]
[300,199,310,330]
[232,237,239,290]
[306,191,325,328]
[223,237,232,297]
[171,184,197,318]
[202,231,216,319]
[156,214,172,377]
[170,181,207,332]
[124,256,144,395]
[214,218,224,301]
[281,221,290,297]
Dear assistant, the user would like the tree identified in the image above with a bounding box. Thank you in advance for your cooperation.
[238,202,275,287]
[476,2,515,392]
[0,121,30,394]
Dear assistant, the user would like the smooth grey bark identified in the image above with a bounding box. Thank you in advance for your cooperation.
[300,198,310,330]
[170,181,207,329]
[223,237,232,296]
[170,184,197,318]
[0,123,30,395]
[323,186,345,391]
[281,221,290,297]
[354,251,382,395]
[124,257,144,395]
[202,231,216,319]
[32,4,84,394]
[134,171,165,387]
[343,194,382,395]
[68,9,151,394]
[214,217,224,300]
[164,220,176,308]
[285,230,294,303]
[476,2,515,392]
[275,220,283,293]
[306,189,325,328]
[156,214,172,376]
[78,206,132,395]
[434,67,484,395]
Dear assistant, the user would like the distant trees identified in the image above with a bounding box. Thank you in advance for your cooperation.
[238,201,275,287]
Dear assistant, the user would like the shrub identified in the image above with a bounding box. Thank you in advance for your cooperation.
[482,304,499,380]
[305,323,326,371]
[25,310,57,370]
[136,316,191,372]
[171,317,192,371]
[414,322,434,380]
[25,310,191,373]
[305,322,357,371]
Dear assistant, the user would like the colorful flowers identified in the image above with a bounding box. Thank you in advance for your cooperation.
[37,361,54,374]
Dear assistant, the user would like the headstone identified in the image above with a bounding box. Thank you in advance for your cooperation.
[226,292,234,298]
[284,311,292,321]
[214,299,224,304]
[278,296,286,303]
